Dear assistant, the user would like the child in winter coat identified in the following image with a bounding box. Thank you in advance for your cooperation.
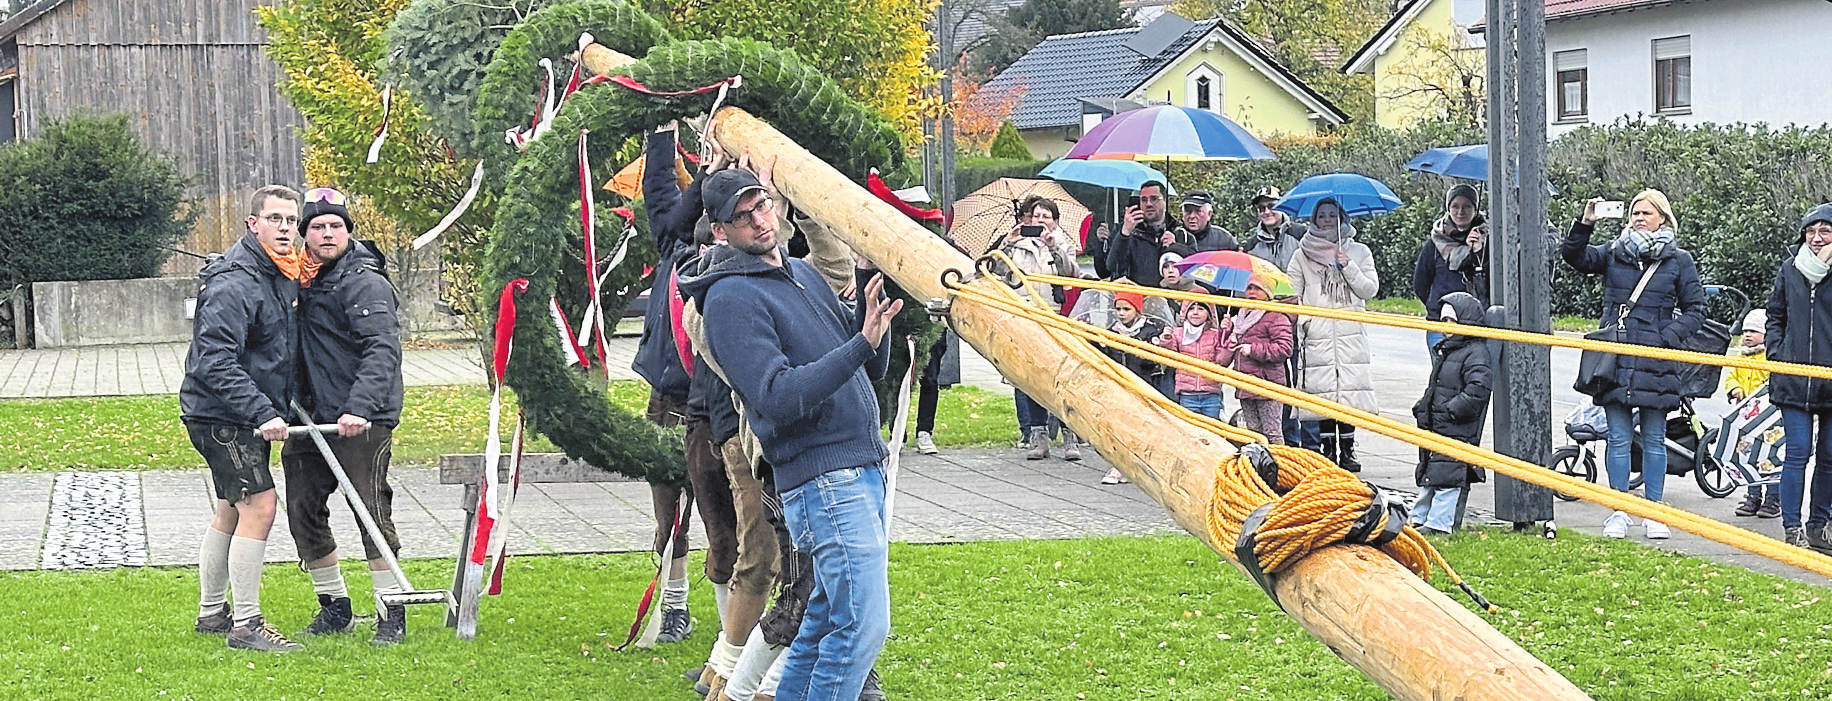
[1724,309,1778,518]
[1155,299,1229,419]
[1410,291,1493,534]
[1102,289,1166,484]
[1215,278,1295,444]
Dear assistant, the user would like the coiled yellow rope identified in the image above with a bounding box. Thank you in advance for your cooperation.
[952,257,1832,583]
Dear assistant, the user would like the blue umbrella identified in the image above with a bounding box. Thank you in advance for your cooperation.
[1274,173,1404,218]
[1040,158,1173,192]
[1406,144,1560,195]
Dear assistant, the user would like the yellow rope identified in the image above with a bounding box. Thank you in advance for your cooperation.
[1025,272,1832,382]
[949,259,1832,582]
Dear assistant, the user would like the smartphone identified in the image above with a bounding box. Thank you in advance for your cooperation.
[1128,195,1141,209]
[1019,225,1044,238]
[1595,200,1625,219]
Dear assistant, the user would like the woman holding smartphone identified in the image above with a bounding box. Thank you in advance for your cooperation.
[996,196,1084,460]
[1561,190,1706,540]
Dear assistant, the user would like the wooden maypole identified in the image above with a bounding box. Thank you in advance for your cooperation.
[579,47,1590,701]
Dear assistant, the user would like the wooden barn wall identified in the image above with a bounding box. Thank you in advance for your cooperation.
[16,0,306,275]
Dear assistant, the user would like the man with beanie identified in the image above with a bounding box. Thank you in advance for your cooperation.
[183,185,306,652]
[679,166,900,701]
[280,187,409,644]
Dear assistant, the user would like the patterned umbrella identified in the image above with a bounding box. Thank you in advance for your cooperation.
[1174,250,1295,296]
[1064,105,1275,162]
[948,178,1091,256]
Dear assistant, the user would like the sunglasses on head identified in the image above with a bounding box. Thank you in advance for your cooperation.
[305,187,349,206]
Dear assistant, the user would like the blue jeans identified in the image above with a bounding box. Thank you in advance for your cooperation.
[1779,408,1832,530]
[1603,404,1667,502]
[1013,389,1048,432]
[776,464,891,701]
[1411,486,1464,532]
[1177,392,1224,419]
[1293,420,1322,451]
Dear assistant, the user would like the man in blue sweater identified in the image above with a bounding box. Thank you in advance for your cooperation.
[681,168,899,701]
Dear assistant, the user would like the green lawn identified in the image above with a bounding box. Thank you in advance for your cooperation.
[3,533,1827,700]
[0,384,1019,471]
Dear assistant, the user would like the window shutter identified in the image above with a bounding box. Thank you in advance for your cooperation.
[1652,36,1690,60]
[1554,49,1587,72]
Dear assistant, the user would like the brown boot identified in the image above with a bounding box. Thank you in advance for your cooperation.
[1025,427,1050,460]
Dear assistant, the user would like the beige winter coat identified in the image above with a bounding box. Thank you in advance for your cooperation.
[1284,230,1381,421]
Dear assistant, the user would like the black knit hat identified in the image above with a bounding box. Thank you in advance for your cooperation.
[300,187,356,233]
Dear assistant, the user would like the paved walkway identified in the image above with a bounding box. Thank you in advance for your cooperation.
[0,329,1825,586]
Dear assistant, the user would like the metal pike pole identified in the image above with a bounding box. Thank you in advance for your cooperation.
[285,402,453,619]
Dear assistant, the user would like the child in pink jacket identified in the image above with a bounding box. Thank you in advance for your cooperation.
[1216,280,1296,444]
[1155,299,1230,419]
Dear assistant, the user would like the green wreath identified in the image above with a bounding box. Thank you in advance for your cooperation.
[470,0,674,190]
[482,37,906,483]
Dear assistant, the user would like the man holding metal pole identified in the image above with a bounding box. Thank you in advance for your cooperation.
[182,185,307,652]
[279,188,410,645]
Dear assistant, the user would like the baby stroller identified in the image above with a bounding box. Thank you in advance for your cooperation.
[1548,399,1737,501]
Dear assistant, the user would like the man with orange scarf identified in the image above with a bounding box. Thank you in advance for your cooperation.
[180,185,308,652]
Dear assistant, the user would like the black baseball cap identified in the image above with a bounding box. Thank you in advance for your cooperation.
[1181,191,1214,208]
[703,169,767,223]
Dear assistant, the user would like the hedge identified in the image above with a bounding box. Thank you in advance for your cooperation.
[1197,119,1832,319]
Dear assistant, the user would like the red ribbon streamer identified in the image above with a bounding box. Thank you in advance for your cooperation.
[605,74,739,97]
[866,171,945,223]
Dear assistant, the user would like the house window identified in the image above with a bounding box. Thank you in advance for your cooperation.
[1183,64,1223,114]
[1653,35,1691,113]
[1554,49,1587,121]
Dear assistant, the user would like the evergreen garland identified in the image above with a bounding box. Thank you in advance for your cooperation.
[470,0,674,191]
[384,0,565,155]
[483,37,908,483]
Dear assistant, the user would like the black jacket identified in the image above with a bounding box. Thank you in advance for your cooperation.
[1105,318,1167,382]
[1171,224,1239,255]
[296,243,403,427]
[1412,294,1492,488]
[1104,219,1186,288]
[1765,247,1832,410]
[179,232,298,428]
[1561,220,1707,411]
[1413,223,1489,319]
[632,129,702,402]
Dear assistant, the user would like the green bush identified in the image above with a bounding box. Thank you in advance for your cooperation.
[0,115,197,284]
[988,121,1032,160]
[1199,119,1832,319]
[954,156,1046,195]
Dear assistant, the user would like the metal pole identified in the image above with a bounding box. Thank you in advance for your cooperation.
[937,0,958,216]
[1487,0,1555,525]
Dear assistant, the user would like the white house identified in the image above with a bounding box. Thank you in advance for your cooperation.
[1525,0,1832,136]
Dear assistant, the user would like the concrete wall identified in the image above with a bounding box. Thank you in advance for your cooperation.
[33,277,198,348]
[1545,0,1832,137]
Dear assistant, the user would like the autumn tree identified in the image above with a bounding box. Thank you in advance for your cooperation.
[952,63,1027,152]
[1170,0,1390,123]
[1379,30,1487,129]
[967,0,1134,75]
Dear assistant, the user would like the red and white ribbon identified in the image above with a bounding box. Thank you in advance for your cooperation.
[470,278,528,568]
[366,84,392,164]
[578,129,612,376]
[549,296,590,368]
[619,497,687,650]
[412,160,485,250]
[485,414,526,596]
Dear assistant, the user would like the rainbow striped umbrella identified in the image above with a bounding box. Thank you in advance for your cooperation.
[1064,105,1275,162]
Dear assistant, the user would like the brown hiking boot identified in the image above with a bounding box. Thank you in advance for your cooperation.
[227,616,304,652]
[194,603,231,635]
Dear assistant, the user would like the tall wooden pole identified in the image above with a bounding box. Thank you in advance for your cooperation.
[693,105,1590,701]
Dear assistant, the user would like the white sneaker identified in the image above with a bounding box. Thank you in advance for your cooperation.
[915,431,938,455]
[1602,510,1631,538]
[1644,520,1671,540]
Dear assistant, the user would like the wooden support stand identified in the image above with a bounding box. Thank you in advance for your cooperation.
[577,44,1589,700]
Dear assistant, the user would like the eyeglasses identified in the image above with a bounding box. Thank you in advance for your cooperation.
[1252,203,1277,213]
[1807,225,1832,236]
[261,214,301,226]
[305,187,349,206]
[728,196,776,227]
